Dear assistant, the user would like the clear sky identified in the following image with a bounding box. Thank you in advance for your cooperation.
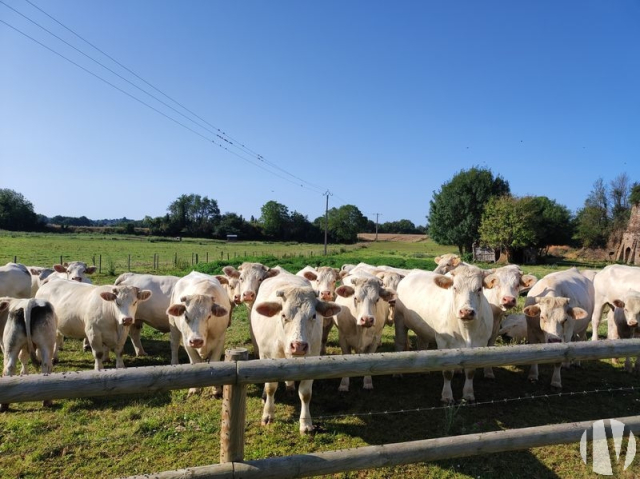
[1,1,639,227]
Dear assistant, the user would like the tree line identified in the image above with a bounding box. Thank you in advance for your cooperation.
[0,190,423,244]
[427,166,640,261]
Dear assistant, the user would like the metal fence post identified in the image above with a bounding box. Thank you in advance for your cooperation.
[220,348,249,464]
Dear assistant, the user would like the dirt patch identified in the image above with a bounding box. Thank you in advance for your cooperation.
[357,233,428,243]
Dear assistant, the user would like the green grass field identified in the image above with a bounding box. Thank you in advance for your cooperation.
[0,232,638,478]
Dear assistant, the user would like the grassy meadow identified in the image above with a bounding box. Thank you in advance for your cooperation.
[0,232,638,478]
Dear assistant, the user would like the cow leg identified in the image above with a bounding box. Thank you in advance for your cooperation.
[53,331,65,362]
[184,346,203,397]
[484,315,501,379]
[261,381,278,426]
[462,368,476,402]
[82,337,91,352]
[591,301,604,341]
[129,320,148,357]
[634,356,640,374]
[625,357,633,373]
[169,324,182,366]
[393,310,409,352]
[298,379,314,435]
[18,348,30,375]
[86,331,105,370]
[441,370,455,404]
[337,336,350,392]
[320,317,333,356]
[113,325,130,369]
[528,364,539,382]
[1,350,21,412]
[285,381,296,394]
[551,363,562,389]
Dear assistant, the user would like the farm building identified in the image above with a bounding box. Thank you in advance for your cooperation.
[615,202,640,265]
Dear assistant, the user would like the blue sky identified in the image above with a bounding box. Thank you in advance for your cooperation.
[1,1,639,227]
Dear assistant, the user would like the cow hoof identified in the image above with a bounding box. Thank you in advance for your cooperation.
[461,398,475,405]
[136,351,149,357]
[261,416,274,426]
[83,345,91,352]
[42,400,54,408]
[550,384,562,392]
[528,377,538,384]
[212,388,223,400]
[441,398,455,406]
[483,372,495,380]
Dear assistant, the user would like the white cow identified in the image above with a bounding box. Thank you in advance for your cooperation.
[36,280,151,370]
[497,314,527,343]
[523,267,593,388]
[393,266,496,403]
[223,262,280,356]
[374,270,405,325]
[0,297,57,411]
[166,271,230,397]
[333,272,396,391]
[611,289,640,373]
[481,265,537,378]
[48,261,96,283]
[592,265,640,341]
[114,272,180,356]
[0,263,32,298]
[297,265,341,355]
[251,271,341,434]
[433,254,462,274]
[27,266,55,297]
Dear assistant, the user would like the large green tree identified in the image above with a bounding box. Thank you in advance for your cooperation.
[0,189,43,231]
[574,178,610,248]
[260,200,290,239]
[428,167,510,254]
[322,204,368,243]
[166,194,221,237]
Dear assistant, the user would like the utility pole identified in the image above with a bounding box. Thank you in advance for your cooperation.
[374,213,382,241]
[323,191,332,255]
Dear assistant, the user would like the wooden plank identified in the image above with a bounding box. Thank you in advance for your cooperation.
[220,348,249,464]
[124,415,640,479]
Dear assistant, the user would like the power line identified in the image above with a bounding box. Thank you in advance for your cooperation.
[0,17,326,194]
[12,0,327,194]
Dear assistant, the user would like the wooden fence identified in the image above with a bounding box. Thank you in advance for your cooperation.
[1,340,640,478]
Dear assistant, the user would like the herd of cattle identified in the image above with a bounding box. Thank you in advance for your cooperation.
[1,256,639,434]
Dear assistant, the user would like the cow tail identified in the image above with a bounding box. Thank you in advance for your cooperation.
[23,299,40,366]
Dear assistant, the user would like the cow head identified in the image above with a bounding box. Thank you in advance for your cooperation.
[166,294,228,350]
[223,262,280,304]
[100,285,152,326]
[612,290,640,336]
[53,261,96,283]
[302,266,340,302]
[336,276,395,328]
[482,265,537,312]
[433,254,461,275]
[255,286,341,357]
[523,296,588,343]
[434,265,495,322]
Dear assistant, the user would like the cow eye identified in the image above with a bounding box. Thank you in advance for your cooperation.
[312,314,317,320]
[476,288,482,293]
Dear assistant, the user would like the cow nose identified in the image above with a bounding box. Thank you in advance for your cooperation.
[121,317,133,326]
[242,291,255,302]
[628,319,638,327]
[502,296,516,309]
[358,316,375,328]
[290,341,309,356]
[234,294,242,304]
[459,308,475,320]
[72,277,83,282]
[189,338,204,348]
[320,290,332,301]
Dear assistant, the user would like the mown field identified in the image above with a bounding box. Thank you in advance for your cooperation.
[0,232,638,478]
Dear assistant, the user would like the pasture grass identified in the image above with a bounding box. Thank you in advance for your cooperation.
[1,232,639,478]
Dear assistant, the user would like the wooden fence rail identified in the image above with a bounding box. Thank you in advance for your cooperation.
[1,339,639,478]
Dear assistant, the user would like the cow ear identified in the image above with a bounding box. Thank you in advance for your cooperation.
[167,304,186,317]
[223,266,240,279]
[335,285,355,298]
[379,288,396,303]
[568,307,588,320]
[100,292,118,302]
[613,299,625,309]
[0,300,9,312]
[53,264,66,273]
[86,266,97,274]
[211,304,228,317]
[434,275,453,290]
[303,271,317,281]
[339,270,350,280]
[520,274,537,289]
[434,256,442,263]
[138,290,152,301]
[523,305,540,317]
[451,257,461,267]
[214,275,229,285]
[316,301,342,318]
[483,274,499,289]
[255,301,282,317]
[266,268,280,279]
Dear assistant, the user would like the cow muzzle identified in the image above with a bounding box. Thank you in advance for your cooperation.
[458,309,476,321]
[72,277,83,282]
[319,290,333,301]
[358,316,375,328]
[121,317,134,326]
[290,341,309,356]
[189,338,204,349]
[627,319,638,328]
[242,291,255,302]
[501,296,517,309]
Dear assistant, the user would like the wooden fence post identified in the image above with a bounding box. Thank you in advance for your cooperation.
[220,348,249,464]
[99,255,102,274]
[128,254,131,272]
